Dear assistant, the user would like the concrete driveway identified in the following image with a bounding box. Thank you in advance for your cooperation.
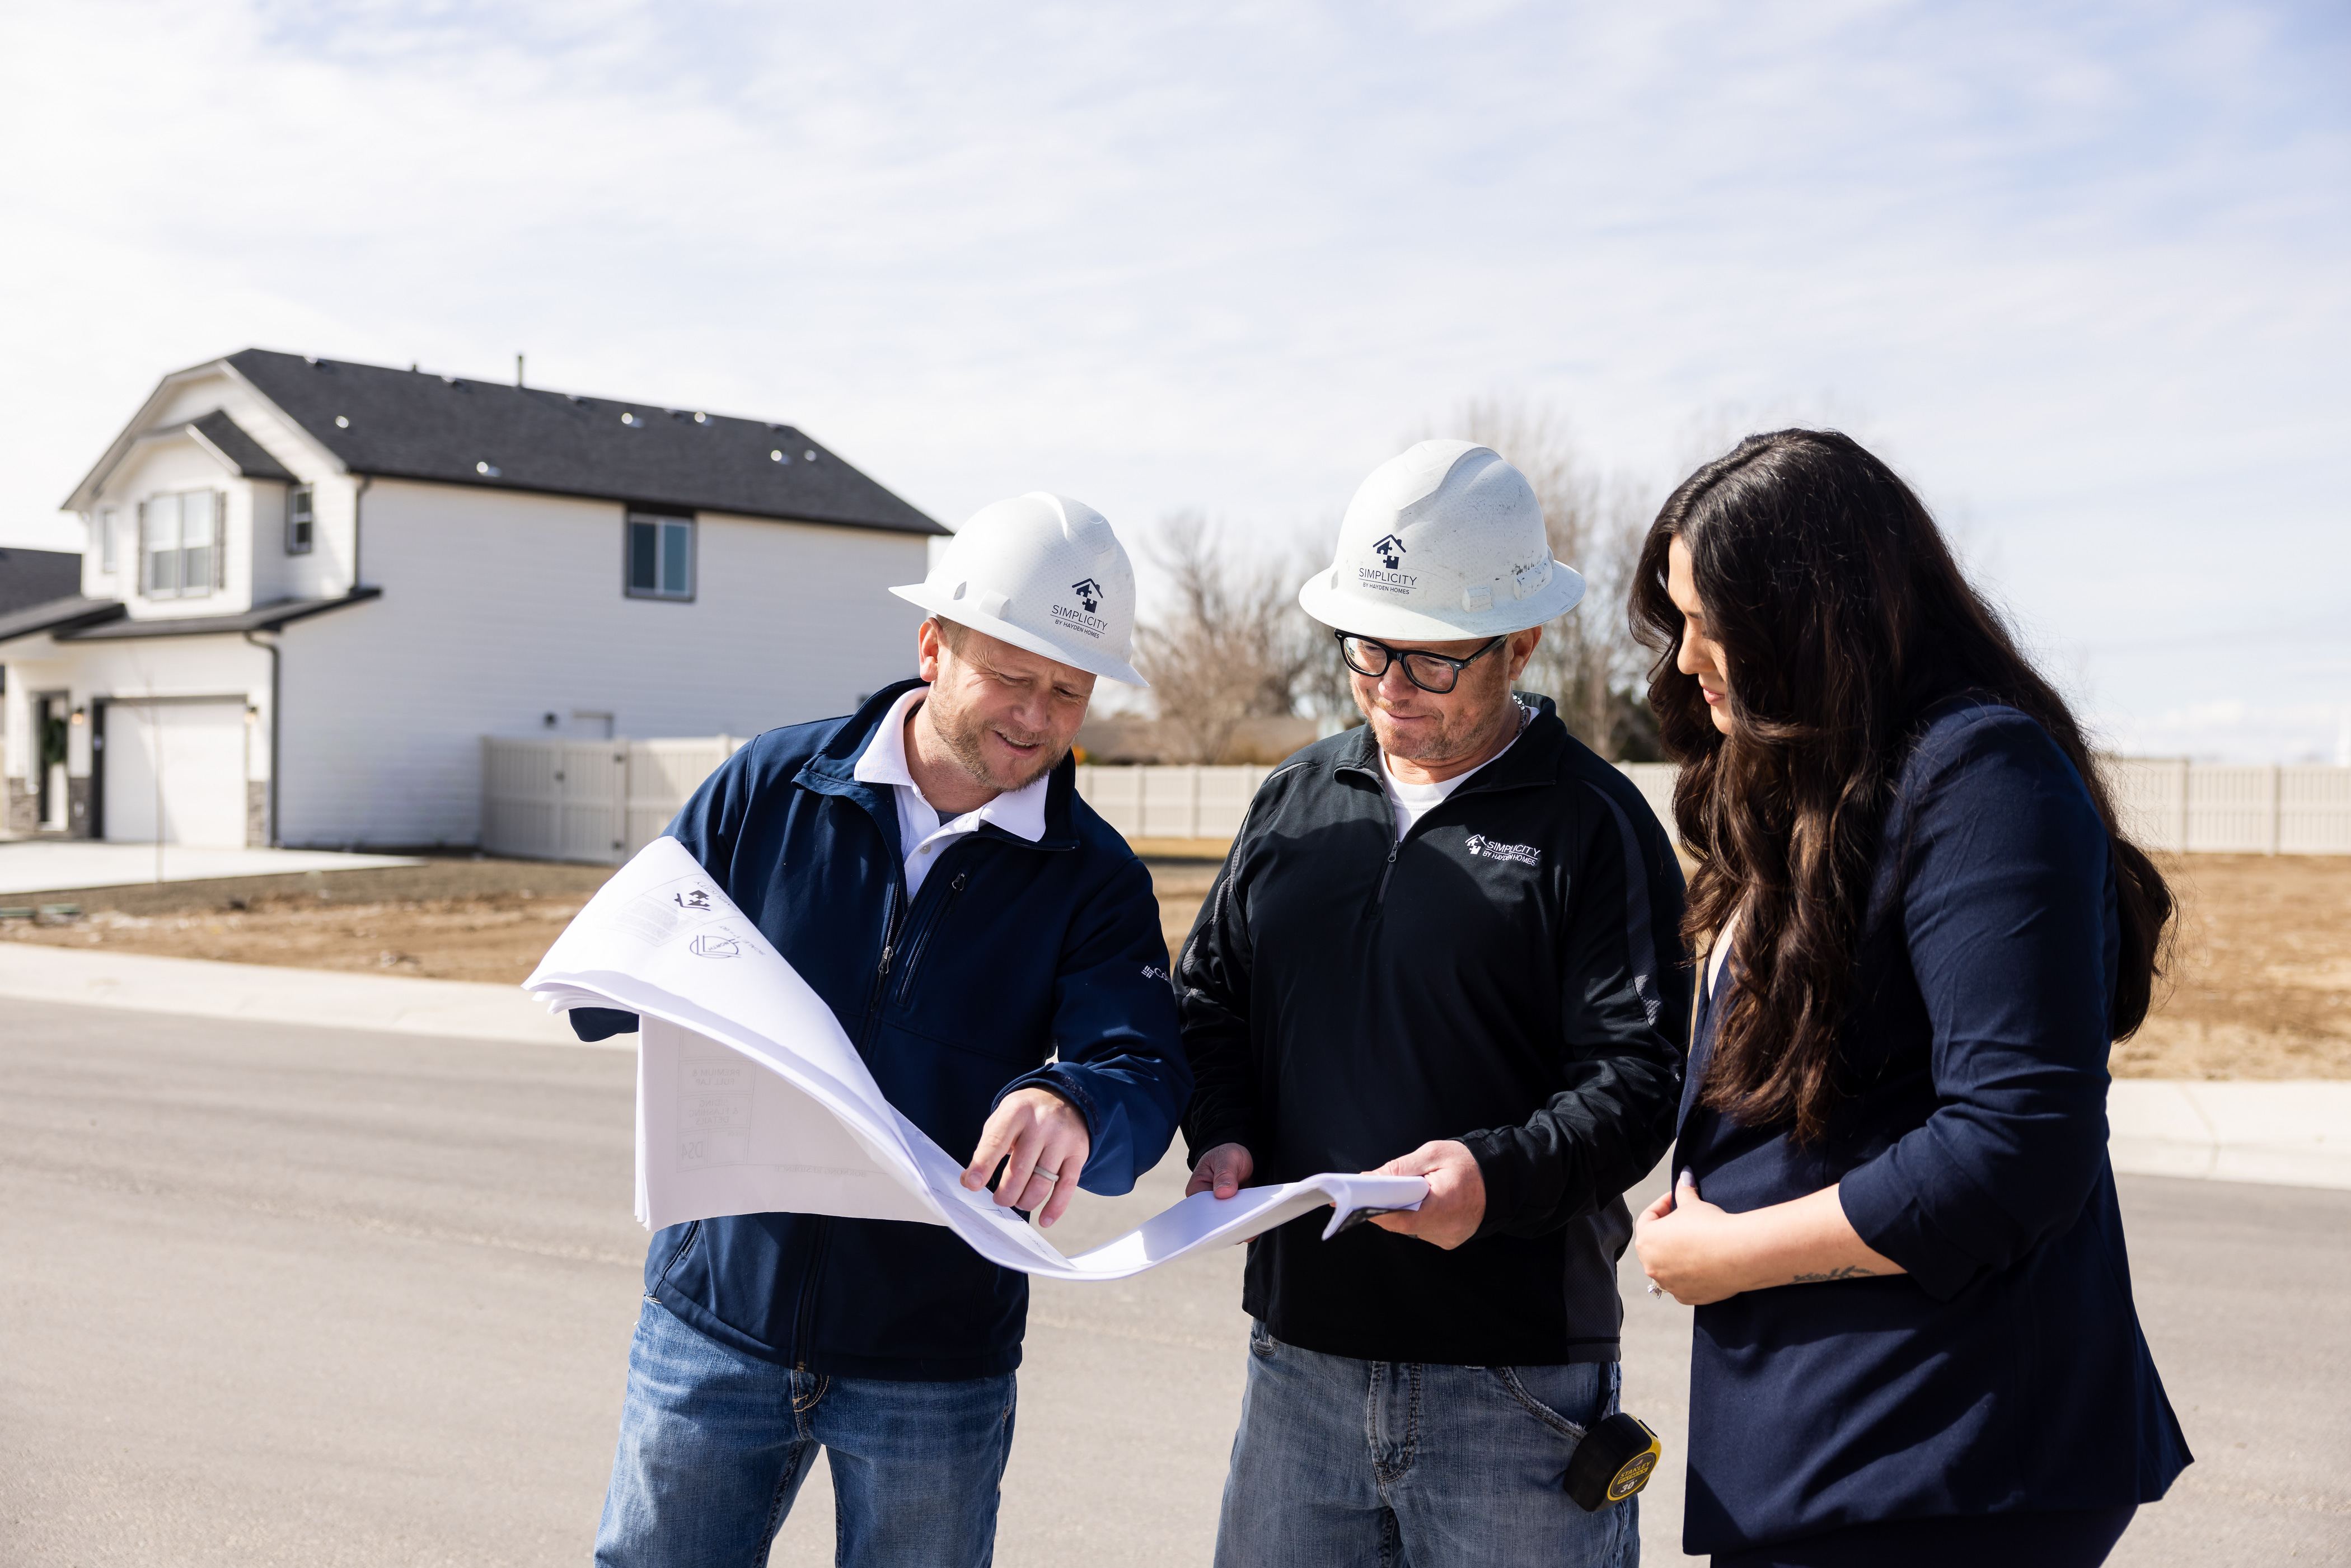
[3,999,2345,1565]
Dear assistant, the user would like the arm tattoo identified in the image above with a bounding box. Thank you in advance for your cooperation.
[1791,1265,1876,1284]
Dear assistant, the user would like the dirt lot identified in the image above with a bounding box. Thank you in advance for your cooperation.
[4,850,2345,1079]
[0,856,615,986]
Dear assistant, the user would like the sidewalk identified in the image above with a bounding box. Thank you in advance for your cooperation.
[0,943,584,1048]
[0,943,2344,1188]
[2108,1079,2351,1190]
[0,841,420,896]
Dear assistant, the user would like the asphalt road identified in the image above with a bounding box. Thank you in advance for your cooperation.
[3,1000,2346,1566]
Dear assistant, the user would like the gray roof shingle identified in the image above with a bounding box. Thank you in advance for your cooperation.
[56,590,380,641]
[183,410,297,481]
[0,594,124,645]
[0,547,85,619]
[227,350,945,536]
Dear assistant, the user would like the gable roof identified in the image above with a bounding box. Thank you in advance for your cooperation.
[222,350,945,536]
[181,410,298,481]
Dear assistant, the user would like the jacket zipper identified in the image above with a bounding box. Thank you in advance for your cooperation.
[891,870,968,1010]
[803,869,908,1373]
[792,1215,832,1371]
[861,881,906,1043]
[1357,738,1543,909]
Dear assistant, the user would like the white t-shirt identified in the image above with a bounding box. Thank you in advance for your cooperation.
[1375,702,1531,841]
[851,687,1048,898]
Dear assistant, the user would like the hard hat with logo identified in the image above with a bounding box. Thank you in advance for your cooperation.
[1296,439,1585,643]
[891,492,1148,686]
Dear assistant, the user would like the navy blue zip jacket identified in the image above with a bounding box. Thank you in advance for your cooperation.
[569,680,1190,1380]
[1675,700,2189,1555]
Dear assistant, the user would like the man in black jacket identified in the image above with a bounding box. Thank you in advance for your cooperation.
[1179,441,1688,1567]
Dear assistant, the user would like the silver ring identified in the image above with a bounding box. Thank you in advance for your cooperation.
[1033,1168,1060,1185]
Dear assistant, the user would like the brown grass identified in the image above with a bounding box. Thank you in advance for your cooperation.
[6,850,2347,1078]
[2114,854,2351,1079]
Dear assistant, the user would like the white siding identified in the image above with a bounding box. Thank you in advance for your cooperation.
[276,480,926,847]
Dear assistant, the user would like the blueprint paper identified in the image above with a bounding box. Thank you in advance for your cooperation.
[524,836,1425,1280]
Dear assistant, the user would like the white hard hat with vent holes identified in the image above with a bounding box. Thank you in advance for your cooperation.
[891,492,1148,686]
[1298,440,1585,643]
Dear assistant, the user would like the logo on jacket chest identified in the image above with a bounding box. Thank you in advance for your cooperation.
[1463,833,1540,867]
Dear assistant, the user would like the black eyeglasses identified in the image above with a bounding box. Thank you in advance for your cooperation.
[1335,631,1505,694]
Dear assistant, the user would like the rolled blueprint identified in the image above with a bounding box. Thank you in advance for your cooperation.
[524,837,1426,1281]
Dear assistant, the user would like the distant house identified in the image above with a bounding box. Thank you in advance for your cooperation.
[0,350,943,848]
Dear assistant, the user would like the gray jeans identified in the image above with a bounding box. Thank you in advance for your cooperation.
[1214,1321,1637,1568]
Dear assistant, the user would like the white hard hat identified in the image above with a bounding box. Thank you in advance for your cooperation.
[1297,440,1585,642]
[891,492,1148,686]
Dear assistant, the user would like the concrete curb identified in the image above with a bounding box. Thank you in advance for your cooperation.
[2108,1079,2351,1191]
[0,943,603,1050]
[5,947,2347,1189]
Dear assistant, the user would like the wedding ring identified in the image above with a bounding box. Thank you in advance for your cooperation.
[1033,1168,1060,1184]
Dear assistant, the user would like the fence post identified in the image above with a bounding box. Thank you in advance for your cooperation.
[2269,763,2282,856]
[2175,758,2191,854]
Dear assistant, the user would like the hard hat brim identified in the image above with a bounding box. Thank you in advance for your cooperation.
[1295,559,1587,643]
[889,583,1150,687]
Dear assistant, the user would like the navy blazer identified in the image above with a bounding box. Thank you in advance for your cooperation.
[573,681,1190,1380]
[1674,700,2189,1555]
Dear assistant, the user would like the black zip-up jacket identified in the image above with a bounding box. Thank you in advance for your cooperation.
[1177,695,1689,1366]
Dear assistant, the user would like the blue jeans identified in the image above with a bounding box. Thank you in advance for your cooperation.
[595,1301,1017,1568]
[1215,1321,1638,1568]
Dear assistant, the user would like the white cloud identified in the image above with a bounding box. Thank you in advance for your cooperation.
[1,0,2343,757]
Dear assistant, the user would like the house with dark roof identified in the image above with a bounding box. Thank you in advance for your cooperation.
[1,350,944,847]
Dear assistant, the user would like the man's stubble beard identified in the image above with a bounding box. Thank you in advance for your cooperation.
[1359,673,1518,769]
[926,691,1066,797]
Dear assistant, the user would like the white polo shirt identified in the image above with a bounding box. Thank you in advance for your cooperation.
[853,686,1049,898]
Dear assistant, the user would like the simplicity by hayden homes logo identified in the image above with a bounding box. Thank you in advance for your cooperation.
[1357,533,1418,596]
[1052,578,1109,639]
[1464,833,1540,867]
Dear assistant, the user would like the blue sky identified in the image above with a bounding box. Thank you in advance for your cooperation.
[3,1,2344,757]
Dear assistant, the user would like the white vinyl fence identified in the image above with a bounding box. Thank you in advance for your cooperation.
[1071,764,1277,840]
[481,736,746,864]
[2100,760,2351,855]
[482,738,2351,863]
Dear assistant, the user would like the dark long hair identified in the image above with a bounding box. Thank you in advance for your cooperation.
[1630,430,2172,1143]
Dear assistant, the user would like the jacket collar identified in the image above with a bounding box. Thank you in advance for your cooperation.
[797,677,1082,851]
[1332,691,1568,797]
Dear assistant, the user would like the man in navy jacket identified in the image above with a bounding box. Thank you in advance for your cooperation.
[579,494,1189,1568]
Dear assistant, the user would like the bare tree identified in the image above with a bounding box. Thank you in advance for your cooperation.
[1432,399,1660,760]
[1132,513,1321,764]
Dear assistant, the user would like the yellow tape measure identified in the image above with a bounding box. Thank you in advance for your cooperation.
[1565,1413,1662,1511]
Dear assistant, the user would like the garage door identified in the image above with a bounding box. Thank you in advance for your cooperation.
[104,701,250,848]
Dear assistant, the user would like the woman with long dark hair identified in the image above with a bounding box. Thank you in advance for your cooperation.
[1629,430,2190,1566]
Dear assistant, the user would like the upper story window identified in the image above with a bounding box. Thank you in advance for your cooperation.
[287,485,315,554]
[626,513,695,601]
[97,507,118,573]
[141,489,223,599]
